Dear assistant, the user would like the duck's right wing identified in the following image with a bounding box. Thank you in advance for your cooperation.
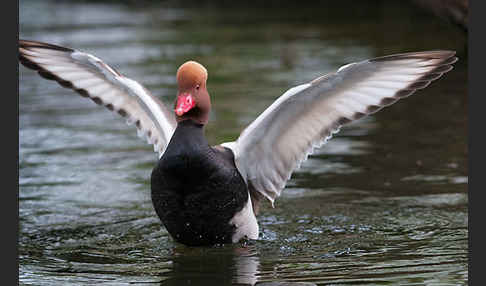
[222,51,457,207]
[19,39,176,157]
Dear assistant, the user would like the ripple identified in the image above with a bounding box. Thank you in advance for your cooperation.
[401,174,469,185]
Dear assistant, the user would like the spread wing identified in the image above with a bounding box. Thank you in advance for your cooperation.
[19,39,176,157]
[222,51,457,206]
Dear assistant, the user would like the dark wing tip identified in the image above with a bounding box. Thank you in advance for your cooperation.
[18,39,74,72]
[19,39,124,78]
[18,40,90,99]
[19,39,74,52]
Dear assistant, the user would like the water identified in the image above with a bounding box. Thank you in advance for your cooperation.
[18,1,468,285]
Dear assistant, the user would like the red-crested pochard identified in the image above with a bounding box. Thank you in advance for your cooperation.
[18,40,457,246]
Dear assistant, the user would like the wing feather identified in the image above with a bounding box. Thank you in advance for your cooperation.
[223,51,458,205]
[19,39,176,157]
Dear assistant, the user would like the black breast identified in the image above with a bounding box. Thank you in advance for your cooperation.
[150,120,248,246]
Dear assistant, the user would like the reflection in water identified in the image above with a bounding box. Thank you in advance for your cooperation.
[19,0,467,285]
[162,245,259,286]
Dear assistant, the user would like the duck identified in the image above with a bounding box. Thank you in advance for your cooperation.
[18,39,457,246]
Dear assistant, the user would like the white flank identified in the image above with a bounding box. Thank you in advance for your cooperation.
[230,193,259,243]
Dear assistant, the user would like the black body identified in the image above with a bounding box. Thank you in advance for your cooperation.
[151,119,249,246]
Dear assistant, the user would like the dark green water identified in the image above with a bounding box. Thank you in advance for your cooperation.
[19,1,468,285]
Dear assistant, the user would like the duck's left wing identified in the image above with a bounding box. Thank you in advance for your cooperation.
[222,51,457,206]
[19,40,176,157]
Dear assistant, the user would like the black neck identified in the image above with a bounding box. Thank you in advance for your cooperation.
[172,119,206,147]
[177,118,204,129]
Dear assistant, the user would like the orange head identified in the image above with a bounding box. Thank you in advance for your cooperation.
[174,61,211,125]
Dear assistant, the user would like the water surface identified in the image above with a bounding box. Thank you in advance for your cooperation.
[19,1,468,285]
